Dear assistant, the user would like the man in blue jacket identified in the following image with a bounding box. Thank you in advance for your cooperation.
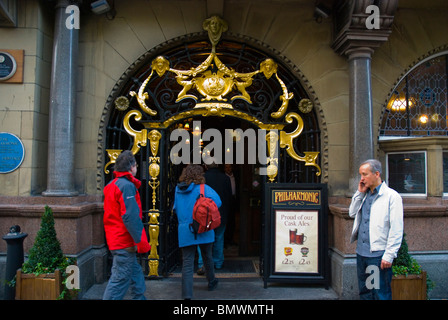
[349,159,403,300]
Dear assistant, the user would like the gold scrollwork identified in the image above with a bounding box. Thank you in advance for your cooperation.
[149,260,159,277]
[194,102,233,117]
[148,174,160,210]
[266,131,279,182]
[279,113,321,176]
[127,17,294,123]
[148,130,162,158]
[168,53,262,104]
[123,110,148,155]
[104,149,122,174]
[142,108,285,131]
[302,151,321,176]
[149,162,160,182]
[147,130,162,277]
[112,15,324,276]
[213,54,260,103]
[148,209,160,277]
[270,72,294,119]
[148,211,160,260]
[148,130,161,211]
[260,59,294,119]
[195,70,234,102]
[129,69,158,116]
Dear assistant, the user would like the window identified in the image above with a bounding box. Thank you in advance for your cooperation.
[444,152,448,195]
[380,53,448,137]
[386,152,426,196]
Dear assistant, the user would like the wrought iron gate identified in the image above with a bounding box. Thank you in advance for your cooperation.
[102,16,322,278]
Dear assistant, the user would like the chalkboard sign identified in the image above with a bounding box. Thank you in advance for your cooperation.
[0,52,17,81]
[0,133,25,173]
[263,183,329,288]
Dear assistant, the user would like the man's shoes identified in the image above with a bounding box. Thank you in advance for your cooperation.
[208,278,218,291]
[196,267,205,275]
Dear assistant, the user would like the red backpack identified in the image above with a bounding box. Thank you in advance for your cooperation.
[190,184,221,238]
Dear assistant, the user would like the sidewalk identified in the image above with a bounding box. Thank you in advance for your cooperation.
[81,275,339,300]
[83,248,339,300]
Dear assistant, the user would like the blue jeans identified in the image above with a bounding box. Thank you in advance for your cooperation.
[103,249,146,300]
[356,254,392,300]
[198,224,226,268]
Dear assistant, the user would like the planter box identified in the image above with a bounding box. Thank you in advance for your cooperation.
[392,271,427,300]
[15,269,62,300]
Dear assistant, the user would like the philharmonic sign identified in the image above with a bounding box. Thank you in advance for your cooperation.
[263,184,329,288]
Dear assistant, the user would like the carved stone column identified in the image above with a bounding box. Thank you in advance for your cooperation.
[43,0,79,196]
[346,47,375,192]
[331,0,398,193]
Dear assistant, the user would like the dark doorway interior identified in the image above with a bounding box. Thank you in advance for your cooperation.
[172,115,263,262]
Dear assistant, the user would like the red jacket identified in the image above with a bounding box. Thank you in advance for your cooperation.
[103,171,150,253]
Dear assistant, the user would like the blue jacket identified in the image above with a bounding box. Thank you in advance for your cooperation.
[173,182,222,247]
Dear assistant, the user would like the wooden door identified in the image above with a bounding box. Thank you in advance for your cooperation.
[238,163,262,256]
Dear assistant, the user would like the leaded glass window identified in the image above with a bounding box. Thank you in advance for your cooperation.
[443,151,448,194]
[380,54,448,137]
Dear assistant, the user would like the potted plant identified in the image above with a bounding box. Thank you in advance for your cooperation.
[14,205,77,300]
[391,233,434,300]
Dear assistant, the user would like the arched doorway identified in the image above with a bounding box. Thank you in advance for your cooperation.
[169,114,266,258]
[100,26,323,277]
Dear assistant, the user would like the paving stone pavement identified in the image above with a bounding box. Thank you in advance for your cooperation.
[81,275,339,300]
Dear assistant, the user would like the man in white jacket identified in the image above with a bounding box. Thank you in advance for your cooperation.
[349,159,403,300]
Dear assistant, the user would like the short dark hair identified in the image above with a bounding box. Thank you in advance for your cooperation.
[114,150,136,172]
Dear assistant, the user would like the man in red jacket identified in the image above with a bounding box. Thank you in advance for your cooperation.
[102,150,151,300]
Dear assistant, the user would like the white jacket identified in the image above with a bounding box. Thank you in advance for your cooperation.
[349,182,404,263]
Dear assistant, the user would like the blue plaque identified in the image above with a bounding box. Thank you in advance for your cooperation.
[0,52,17,81]
[0,133,25,173]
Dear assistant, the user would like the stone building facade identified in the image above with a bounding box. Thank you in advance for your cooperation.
[0,0,447,299]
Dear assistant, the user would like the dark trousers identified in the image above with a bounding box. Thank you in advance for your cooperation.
[181,243,215,299]
[356,254,392,300]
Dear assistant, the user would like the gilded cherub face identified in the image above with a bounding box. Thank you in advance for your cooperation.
[209,17,220,33]
[203,15,228,47]
[151,56,170,77]
[260,59,278,79]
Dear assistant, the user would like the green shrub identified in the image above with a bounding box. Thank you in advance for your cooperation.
[392,233,435,297]
[21,205,77,299]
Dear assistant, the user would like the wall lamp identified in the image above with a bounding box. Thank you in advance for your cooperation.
[314,3,331,23]
[91,0,110,14]
[91,0,116,19]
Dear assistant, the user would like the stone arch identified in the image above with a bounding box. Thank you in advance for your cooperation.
[97,32,329,190]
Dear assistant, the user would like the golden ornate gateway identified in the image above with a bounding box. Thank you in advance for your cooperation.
[104,16,321,277]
